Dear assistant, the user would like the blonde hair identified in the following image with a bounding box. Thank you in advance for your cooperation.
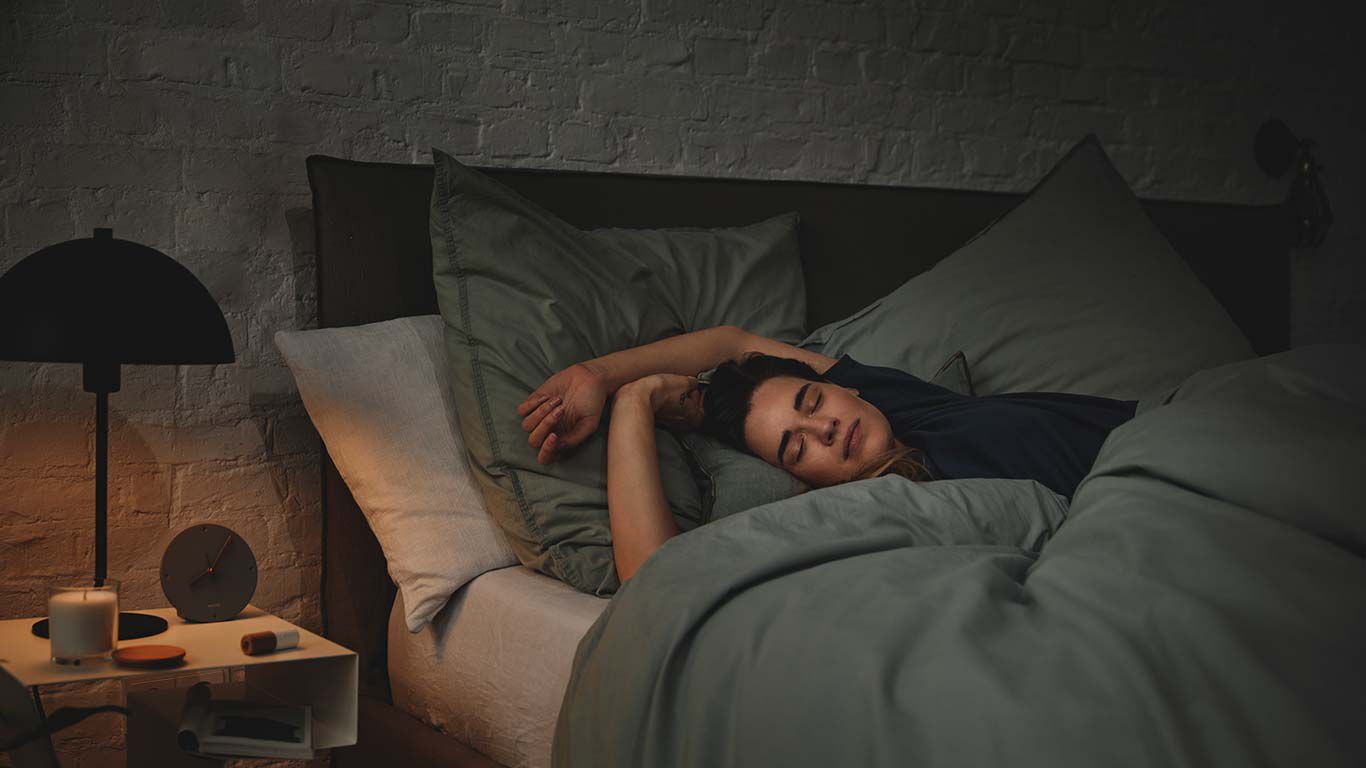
[852,438,933,483]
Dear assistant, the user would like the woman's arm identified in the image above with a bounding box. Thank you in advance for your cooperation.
[585,325,745,395]
[607,380,681,584]
[586,325,837,392]
[518,325,836,464]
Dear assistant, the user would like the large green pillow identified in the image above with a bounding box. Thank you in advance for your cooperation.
[430,149,805,595]
[801,134,1254,401]
[592,224,807,345]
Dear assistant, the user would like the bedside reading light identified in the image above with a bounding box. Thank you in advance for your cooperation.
[1256,117,1334,248]
[0,228,235,640]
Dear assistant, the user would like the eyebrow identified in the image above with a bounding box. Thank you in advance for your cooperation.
[777,383,813,465]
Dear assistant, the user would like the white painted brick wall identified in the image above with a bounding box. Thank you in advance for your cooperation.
[1,0,1362,764]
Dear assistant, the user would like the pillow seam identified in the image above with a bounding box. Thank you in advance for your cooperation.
[677,433,717,525]
[435,157,576,587]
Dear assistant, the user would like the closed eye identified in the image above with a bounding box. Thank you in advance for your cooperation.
[794,391,821,462]
[783,387,823,465]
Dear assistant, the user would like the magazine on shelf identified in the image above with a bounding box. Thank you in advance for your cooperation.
[177,682,313,760]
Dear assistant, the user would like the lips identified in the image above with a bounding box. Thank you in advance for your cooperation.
[844,419,860,460]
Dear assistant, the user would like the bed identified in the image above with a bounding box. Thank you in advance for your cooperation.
[303,140,1316,768]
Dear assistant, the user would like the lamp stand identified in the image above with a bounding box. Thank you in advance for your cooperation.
[30,361,169,641]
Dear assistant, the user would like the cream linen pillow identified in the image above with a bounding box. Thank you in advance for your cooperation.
[275,315,516,633]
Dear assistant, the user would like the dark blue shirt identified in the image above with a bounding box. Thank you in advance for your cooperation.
[822,355,1137,499]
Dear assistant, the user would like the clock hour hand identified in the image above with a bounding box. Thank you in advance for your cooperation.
[190,535,234,586]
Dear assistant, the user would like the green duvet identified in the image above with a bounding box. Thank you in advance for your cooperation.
[553,345,1366,767]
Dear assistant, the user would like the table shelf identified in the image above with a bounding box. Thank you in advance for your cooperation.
[1,605,357,765]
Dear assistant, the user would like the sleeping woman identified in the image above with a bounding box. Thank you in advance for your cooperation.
[516,325,1137,583]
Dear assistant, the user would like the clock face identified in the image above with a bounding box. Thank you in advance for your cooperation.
[160,524,257,623]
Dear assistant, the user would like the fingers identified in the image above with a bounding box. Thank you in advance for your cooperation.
[685,396,703,426]
[660,409,702,430]
[528,403,565,449]
[537,432,559,465]
[517,392,553,418]
[520,396,562,433]
[539,413,598,464]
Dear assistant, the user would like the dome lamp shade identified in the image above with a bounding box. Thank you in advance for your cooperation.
[0,228,234,366]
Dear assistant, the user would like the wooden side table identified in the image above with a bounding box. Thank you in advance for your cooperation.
[0,605,357,766]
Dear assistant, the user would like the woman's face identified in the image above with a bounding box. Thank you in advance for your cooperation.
[743,376,896,488]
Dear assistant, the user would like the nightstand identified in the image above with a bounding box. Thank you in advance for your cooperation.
[0,605,357,766]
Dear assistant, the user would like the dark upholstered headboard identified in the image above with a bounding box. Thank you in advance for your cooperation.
[306,153,1295,700]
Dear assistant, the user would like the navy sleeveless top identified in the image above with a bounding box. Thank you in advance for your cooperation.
[822,355,1137,499]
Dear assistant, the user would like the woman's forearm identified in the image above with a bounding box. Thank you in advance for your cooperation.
[607,386,680,583]
[585,325,745,394]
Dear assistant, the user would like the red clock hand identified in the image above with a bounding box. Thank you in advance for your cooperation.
[190,535,233,586]
[208,534,233,572]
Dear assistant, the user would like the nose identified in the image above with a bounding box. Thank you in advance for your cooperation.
[820,417,839,447]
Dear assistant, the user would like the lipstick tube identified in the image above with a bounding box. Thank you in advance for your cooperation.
[240,628,300,656]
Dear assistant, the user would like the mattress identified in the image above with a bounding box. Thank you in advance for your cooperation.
[387,565,610,768]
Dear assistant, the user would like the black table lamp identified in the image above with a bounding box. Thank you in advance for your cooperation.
[0,228,234,640]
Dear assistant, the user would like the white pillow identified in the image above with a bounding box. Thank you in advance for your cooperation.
[802,134,1254,401]
[275,315,516,633]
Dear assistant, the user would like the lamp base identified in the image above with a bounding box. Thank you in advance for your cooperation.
[31,611,170,641]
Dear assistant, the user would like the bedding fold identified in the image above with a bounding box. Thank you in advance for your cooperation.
[553,345,1366,768]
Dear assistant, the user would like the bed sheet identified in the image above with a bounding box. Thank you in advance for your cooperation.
[388,565,608,768]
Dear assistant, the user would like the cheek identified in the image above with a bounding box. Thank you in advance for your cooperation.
[804,461,845,489]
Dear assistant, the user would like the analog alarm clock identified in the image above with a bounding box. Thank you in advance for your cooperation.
[160,524,257,623]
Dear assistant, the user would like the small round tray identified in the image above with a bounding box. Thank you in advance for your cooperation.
[112,644,187,669]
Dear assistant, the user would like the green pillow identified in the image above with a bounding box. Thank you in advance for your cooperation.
[930,350,975,397]
[801,134,1253,401]
[592,224,807,345]
[680,431,808,523]
[683,350,975,522]
[429,148,804,595]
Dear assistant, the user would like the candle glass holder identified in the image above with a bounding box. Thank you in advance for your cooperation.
[48,580,120,665]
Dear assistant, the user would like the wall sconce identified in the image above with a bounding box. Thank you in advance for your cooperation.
[1255,118,1333,248]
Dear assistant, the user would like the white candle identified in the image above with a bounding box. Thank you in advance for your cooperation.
[49,589,118,661]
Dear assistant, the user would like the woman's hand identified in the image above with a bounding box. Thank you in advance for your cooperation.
[517,362,610,465]
[619,373,705,431]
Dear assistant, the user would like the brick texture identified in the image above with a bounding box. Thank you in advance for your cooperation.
[0,1,1363,765]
